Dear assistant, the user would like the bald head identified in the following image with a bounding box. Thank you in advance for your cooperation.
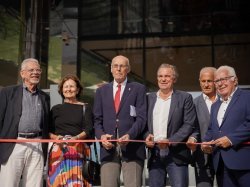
[111,55,131,83]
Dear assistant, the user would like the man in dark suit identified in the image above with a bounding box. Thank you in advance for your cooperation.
[94,55,147,187]
[187,67,217,187]
[145,64,196,187]
[202,65,250,187]
[0,58,50,187]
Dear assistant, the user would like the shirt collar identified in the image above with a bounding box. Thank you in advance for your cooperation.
[202,93,218,102]
[157,90,173,100]
[113,78,127,88]
[23,83,38,94]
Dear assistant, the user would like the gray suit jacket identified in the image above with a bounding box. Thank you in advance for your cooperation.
[146,90,196,165]
[0,84,50,164]
[192,94,212,167]
[194,94,210,139]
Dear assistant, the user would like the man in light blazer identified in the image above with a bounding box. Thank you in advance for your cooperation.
[145,64,196,187]
[202,65,250,187]
[0,58,50,187]
[187,67,217,187]
[94,55,147,187]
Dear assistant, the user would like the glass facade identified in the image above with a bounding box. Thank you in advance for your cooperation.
[0,5,20,87]
[0,1,50,89]
[78,0,250,102]
[0,0,250,96]
[0,1,250,185]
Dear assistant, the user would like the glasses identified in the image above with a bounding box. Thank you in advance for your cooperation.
[111,64,128,69]
[25,68,42,74]
[214,76,234,85]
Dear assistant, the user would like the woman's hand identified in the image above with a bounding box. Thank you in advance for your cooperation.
[56,135,63,140]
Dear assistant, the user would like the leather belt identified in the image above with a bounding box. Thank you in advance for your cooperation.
[18,132,42,139]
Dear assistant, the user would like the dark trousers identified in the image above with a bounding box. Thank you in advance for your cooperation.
[216,157,250,187]
[148,148,188,187]
[194,155,215,187]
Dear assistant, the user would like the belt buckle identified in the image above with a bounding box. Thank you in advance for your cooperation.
[18,132,41,139]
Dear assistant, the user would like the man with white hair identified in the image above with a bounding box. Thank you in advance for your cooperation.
[187,67,217,187]
[0,58,50,187]
[202,65,250,187]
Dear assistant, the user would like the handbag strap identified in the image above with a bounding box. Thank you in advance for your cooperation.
[82,104,99,163]
[93,141,99,163]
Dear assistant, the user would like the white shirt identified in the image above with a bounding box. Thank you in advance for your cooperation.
[203,93,218,114]
[217,88,237,126]
[113,78,127,100]
[153,91,172,141]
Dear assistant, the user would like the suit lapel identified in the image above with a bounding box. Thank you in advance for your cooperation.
[212,100,221,128]
[148,93,157,133]
[39,90,46,127]
[168,91,177,125]
[15,85,23,117]
[108,83,116,114]
[117,82,132,114]
[199,95,210,117]
[198,95,211,134]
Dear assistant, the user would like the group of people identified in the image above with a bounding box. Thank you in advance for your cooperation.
[0,55,250,187]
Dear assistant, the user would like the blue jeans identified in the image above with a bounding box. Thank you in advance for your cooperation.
[149,153,189,187]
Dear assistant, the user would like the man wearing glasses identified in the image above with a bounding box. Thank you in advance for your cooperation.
[202,65,250,187]
[94,55,147,187]
[0,58,50,187]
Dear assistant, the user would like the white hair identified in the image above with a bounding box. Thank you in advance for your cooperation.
[216,65,236,77]
[21,58,40,70]
[199,67,216,78]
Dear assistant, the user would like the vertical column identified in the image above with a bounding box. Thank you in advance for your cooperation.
[61,0,79,77]
[19,0,50,88]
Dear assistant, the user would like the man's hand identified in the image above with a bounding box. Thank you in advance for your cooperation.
[145,134,155,148]
[157,138,170,149]
[201,141,214,154]
[101,134,114,150]
[214,136,232,148]
[118,134,130,146]
[186,137,197,152]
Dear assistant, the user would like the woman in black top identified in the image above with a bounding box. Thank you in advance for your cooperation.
[47,74,93,187]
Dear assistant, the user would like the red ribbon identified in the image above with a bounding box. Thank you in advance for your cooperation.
[0,138,249,145]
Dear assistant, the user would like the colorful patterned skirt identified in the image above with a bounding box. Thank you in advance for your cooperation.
[47,142,91,187]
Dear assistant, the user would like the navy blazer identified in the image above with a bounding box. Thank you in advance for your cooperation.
[0,85,50,164]
[94,81,147,162]
[146,90,196,165]
[204,88,250,171]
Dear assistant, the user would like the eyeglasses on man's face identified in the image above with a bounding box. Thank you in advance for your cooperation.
[214,76,234,85]
[24,68,42,74]
[111,64,128,69]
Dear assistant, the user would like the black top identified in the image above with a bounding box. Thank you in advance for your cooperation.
[49,103,93,137]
